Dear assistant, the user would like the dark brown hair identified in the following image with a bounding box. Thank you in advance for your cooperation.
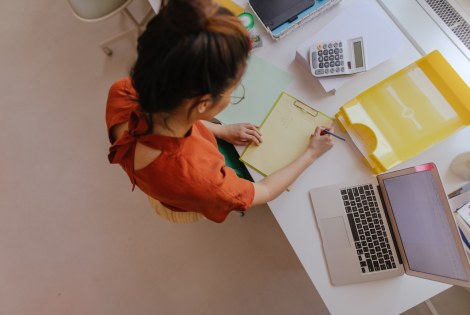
[131,0,251,118]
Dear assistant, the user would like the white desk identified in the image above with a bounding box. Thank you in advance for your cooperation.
[148,0,470,314]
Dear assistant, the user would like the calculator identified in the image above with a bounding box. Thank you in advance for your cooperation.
[309,37,367,77]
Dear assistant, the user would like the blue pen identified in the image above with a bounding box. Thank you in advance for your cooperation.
[321,128,346,141]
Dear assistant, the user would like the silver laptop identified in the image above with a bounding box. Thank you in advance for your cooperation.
[309,163,470,287]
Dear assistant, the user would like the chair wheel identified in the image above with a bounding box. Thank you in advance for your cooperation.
[102,47,113,56]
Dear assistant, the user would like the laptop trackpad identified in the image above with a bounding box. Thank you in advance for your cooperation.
[320,217,351,250]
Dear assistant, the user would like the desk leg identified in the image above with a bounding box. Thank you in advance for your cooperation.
[424,299,439,315]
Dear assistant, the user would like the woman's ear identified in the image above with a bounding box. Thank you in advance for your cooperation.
[195,94,212,114]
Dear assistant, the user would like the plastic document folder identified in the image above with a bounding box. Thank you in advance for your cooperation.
[240,93,333,176]
[215,0,244,16]
[336,50,470,174]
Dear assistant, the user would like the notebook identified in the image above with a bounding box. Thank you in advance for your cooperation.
[309,163,470,287]
[240,92,333,177]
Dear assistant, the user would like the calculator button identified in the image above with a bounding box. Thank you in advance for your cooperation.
[335,55,339,60]
[340,54,343,59]
[328,43,332,48]
[330,61,335,67]
[324,63,329,68]
[335,61,340,66]
[311,53,318,69]
[323,44,327,49]
[315,69,324,75]
[336,67,340,72]
[334,48,339,54]
[330,68,335,73]
[334,42,338,48]
[323,49,328,55]
[328,55,333,61]
[339,48,343,53]
[341,67,345,72]
[318,56,323,62]
[319,62,323,68]
[329,49,333,54]
[341,61,344,66]
[318,50,323,56]
[339,42,342,47]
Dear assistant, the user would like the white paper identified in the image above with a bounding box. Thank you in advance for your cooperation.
[295,0,404,93]
[457,201,470,228]
[449,190,470,212]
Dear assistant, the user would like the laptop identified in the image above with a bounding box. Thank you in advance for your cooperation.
[249,0,341,40]
[309,162,470,287]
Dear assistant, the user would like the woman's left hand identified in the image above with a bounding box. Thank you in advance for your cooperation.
[220,123,262,146]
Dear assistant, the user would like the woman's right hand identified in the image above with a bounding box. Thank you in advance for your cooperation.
[306,126,335,160]
[251,126,336,206]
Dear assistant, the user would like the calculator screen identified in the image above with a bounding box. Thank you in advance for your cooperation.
[353,41,364,68]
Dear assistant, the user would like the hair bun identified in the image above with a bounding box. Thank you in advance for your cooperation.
[162,0,219,33]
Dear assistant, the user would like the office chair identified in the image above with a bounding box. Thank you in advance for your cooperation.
[67,0,154,56]
[148,196,204,224]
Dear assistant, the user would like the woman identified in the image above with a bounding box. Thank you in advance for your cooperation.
[106,0,334,223]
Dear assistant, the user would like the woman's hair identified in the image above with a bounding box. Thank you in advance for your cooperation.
[131,0,251,116]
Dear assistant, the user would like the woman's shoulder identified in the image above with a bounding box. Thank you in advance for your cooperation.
[107,76,136,102]
[109,76,133,91]
[106,77,140,131]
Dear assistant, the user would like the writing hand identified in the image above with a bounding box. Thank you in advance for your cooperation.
[306,126,335,159]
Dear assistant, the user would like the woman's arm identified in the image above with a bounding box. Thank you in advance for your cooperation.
[251,127,334,205]
[200,120,262,146]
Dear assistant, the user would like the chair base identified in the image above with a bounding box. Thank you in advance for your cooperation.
[100,6,154,56]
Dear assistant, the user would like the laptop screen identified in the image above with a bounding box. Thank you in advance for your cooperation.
[249,0,315,30]
[382,170,468,281]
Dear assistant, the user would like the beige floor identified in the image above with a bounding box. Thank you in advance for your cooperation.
[1,1,469,314]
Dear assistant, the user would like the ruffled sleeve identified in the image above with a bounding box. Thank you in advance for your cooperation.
[108,110,150,190]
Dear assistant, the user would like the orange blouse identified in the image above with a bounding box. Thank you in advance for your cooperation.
[106,77,255,223]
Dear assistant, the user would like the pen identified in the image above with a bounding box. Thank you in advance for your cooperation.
[320,128,346,141]
[448,182,470,199]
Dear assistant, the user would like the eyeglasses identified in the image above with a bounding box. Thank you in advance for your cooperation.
[221,83,245,105]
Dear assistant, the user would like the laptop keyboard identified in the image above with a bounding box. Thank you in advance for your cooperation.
[341,184,397,274]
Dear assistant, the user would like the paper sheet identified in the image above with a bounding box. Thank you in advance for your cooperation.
[295,0,404,93]
[240,93,333,176]
[216,54,293,125]
[457,202,470,227]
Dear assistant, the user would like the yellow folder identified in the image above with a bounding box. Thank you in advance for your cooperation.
[215,0,244,16]
[336,50,470,174]
[240,92,333,176]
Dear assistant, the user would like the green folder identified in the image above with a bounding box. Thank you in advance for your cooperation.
[216,54,293,125]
